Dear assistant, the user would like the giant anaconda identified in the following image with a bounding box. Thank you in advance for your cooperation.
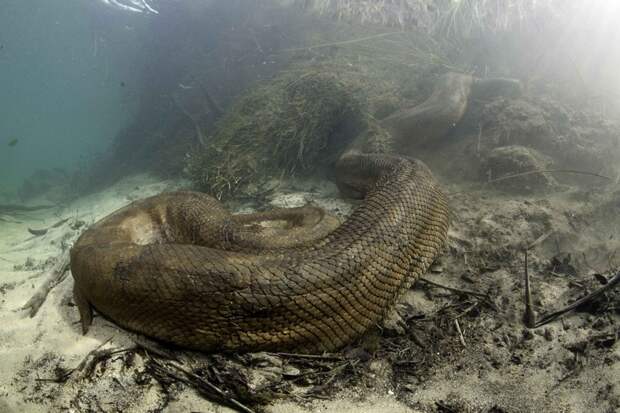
[71,73,518,353]
[70,152,449,353]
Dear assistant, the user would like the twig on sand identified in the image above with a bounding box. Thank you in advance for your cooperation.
[454,319,467,347]
[21,251,71,317]
[418,277,491,301]
[418,277,498,313]
[268,352,345,361]
[527,230,554,251]
[454,301,479,319]
[486,169,611,185]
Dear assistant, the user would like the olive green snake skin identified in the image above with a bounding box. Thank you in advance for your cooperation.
[69,72,515,353]
[71,152,448,353]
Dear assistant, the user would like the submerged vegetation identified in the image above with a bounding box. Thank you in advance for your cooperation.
[184,27,458,197]
[185,72,367,198]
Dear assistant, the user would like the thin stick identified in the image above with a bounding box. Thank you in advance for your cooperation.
[454,301,479,319]
[269,352,345,361]
[527,230,554,250]
[172,95,207,148]
[476,123,482,157]
[487,169,611,184]
[199,83,223,118]
[418,277,489,300]
[282,31,403,53]
[534,271,620,328]
[454,319,467,347]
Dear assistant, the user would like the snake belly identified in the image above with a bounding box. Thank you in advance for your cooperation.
[70,152,449,353]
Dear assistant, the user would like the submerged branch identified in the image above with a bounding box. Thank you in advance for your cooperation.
[487,169,611,184]
[172,95,208,148]
[199,83,224,118]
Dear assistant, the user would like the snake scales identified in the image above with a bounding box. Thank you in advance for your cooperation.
[68,73,500,353]
[71,152,448,353]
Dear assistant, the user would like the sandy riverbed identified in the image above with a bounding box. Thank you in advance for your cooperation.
[0,172,618,412]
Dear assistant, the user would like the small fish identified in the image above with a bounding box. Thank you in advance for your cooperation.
[7,138,18,147]
[178,83,193,90]
[120,81,126,87]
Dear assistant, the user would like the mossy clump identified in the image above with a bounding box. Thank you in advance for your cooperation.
[186,71,370,198]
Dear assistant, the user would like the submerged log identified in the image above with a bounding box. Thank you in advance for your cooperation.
[21,251,71,317]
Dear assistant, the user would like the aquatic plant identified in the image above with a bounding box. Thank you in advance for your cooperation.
[185,18,464,199]
[186,72,369,199]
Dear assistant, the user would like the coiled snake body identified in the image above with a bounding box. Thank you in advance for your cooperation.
[71,152,448,353]
[69,72,505,353]
[71,73,520,352]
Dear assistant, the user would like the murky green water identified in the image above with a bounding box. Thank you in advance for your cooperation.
[0,0,146,195]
